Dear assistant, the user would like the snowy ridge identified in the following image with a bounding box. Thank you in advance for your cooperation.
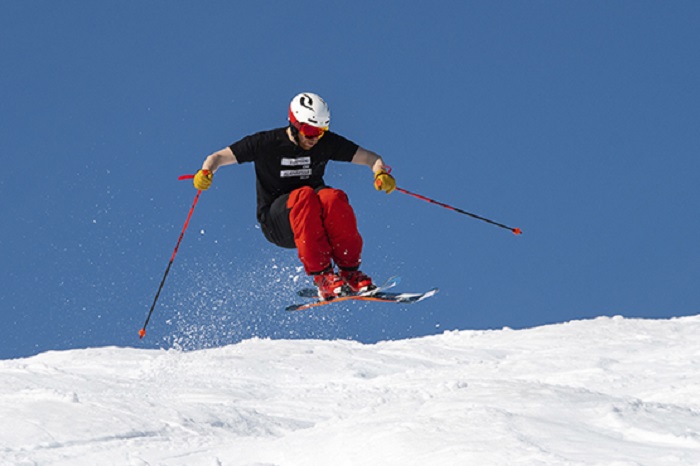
[2,315,700,465]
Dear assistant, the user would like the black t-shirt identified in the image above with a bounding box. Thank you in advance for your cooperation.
[230,127,359,222]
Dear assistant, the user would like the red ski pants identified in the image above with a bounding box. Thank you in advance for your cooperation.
[287,186,363,275]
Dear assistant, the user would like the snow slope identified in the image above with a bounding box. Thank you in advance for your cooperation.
[2,315,700,466]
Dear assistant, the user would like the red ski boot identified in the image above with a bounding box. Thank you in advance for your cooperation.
[339,269,376,294]
[313,269,345,300]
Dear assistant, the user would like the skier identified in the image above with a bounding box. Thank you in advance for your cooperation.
[193,92,396,300]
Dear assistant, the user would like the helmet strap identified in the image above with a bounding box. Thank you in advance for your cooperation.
[289,124,300,144]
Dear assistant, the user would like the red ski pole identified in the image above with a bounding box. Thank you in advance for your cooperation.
[395,187,522,235]
[139,173,202,339]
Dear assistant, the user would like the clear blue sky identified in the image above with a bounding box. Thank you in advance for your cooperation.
[2,1,699,359]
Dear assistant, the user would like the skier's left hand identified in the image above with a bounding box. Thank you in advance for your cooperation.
[374,169,396,194]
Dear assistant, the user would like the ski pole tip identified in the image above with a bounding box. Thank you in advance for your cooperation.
[513,228,522,235]
[138,328,146,339]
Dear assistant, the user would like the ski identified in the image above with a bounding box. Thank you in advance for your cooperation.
[285,277,438,311]
[285,288,438,312]
[295,275,401,299]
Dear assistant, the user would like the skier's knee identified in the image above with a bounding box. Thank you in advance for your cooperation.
[287,186,318,210]
[318,187,349,206]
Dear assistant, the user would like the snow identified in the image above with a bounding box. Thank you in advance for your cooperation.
[2,315,700,465]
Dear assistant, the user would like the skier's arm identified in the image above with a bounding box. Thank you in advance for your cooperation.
[351,147,396,193]
[193,147,238,191]
[351,147,386,174]
[202,147,238,172]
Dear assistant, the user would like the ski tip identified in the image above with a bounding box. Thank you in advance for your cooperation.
[286,303,311,311]
[385,275,401,287]
[138,328,146,339]
[512,228,522,235]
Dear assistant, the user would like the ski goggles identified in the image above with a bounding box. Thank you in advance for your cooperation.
[298,123,328,139]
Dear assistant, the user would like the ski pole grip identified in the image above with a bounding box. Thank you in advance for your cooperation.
[180,169,211,181]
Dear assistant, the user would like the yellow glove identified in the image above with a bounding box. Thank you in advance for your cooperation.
[374,169,396,194]
[193,169,213,190]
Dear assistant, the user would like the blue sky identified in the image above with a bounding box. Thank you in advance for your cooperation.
[2,1,699,359]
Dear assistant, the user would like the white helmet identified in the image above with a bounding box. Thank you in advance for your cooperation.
[288,92,331,130]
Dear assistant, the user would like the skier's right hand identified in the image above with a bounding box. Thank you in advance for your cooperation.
[374,169,396,194]
[193,169,213,190]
